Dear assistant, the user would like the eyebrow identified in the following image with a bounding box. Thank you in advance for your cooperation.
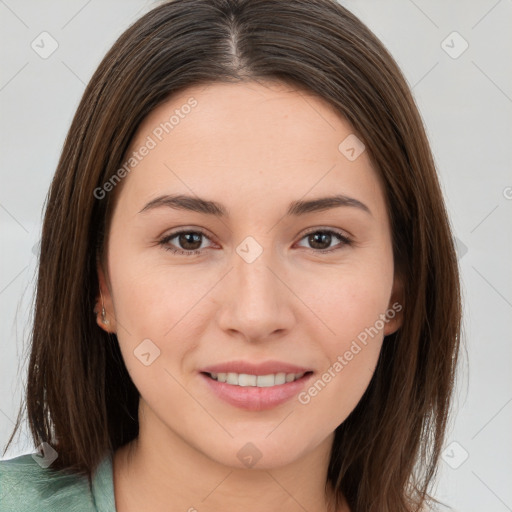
[138,193,372,217]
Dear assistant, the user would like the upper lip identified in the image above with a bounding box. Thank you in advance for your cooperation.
[199,360,313,376]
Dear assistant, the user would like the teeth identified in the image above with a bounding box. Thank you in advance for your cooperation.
[208,371,306,387]
[274,372,286,385]
[256,374,275,387]
[226,372,238,385]
[238,373,257,386]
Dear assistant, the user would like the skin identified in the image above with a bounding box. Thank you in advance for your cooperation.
[96,81,403,512]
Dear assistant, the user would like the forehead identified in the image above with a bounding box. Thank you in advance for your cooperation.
[117,81,386,219]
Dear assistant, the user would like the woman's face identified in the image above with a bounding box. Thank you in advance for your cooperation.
[99,81,402,469]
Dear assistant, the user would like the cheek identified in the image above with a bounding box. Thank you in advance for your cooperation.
[289,260,391,419]
[108,245,200,332]
[107,244,228,392]
[107,255,203,420]
[295,339,382,444]
[293,254,394,345]
[292,272,389,429]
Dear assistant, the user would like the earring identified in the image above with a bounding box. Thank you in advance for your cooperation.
[100,292,110,326]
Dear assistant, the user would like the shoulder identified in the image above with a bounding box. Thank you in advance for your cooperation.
[0,453,96,512]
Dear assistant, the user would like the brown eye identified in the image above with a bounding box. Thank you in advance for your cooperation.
[159,230,212,256]
[175,232,203,251]
[307,231,333,250]
[296,229,352,253]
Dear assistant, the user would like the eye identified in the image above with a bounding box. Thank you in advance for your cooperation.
[159,229,214,256]
[295,229,352,253]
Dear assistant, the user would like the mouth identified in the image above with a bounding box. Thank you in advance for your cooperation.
[202,371,311,387]
[198,363,314,411]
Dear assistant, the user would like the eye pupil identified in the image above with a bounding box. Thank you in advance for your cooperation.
[309,231,331,250]
[179,232,202,250]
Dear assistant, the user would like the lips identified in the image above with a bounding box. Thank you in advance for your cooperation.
[198,360,314,411]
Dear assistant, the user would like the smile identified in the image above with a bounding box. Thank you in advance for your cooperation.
[206,371,307,387]
[200,369,314,411]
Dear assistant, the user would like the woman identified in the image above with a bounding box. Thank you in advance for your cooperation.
[1,0,461,511]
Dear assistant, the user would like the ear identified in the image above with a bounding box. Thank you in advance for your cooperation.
[383,272,404,336]
[96,261,117,333]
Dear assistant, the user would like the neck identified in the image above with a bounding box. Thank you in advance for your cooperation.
[113,400,346,512]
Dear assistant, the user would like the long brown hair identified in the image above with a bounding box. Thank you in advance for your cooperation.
[4,1,462,510]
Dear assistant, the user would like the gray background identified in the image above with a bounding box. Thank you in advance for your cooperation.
[1,1,511,510]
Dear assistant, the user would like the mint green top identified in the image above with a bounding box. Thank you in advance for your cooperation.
[0,452,116,511]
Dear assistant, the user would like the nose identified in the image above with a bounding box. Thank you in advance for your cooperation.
[214,245,296,342]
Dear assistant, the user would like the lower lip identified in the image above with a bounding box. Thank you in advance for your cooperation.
[200,372,314,411]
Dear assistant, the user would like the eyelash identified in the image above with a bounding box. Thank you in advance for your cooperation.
[158,228,353,256]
